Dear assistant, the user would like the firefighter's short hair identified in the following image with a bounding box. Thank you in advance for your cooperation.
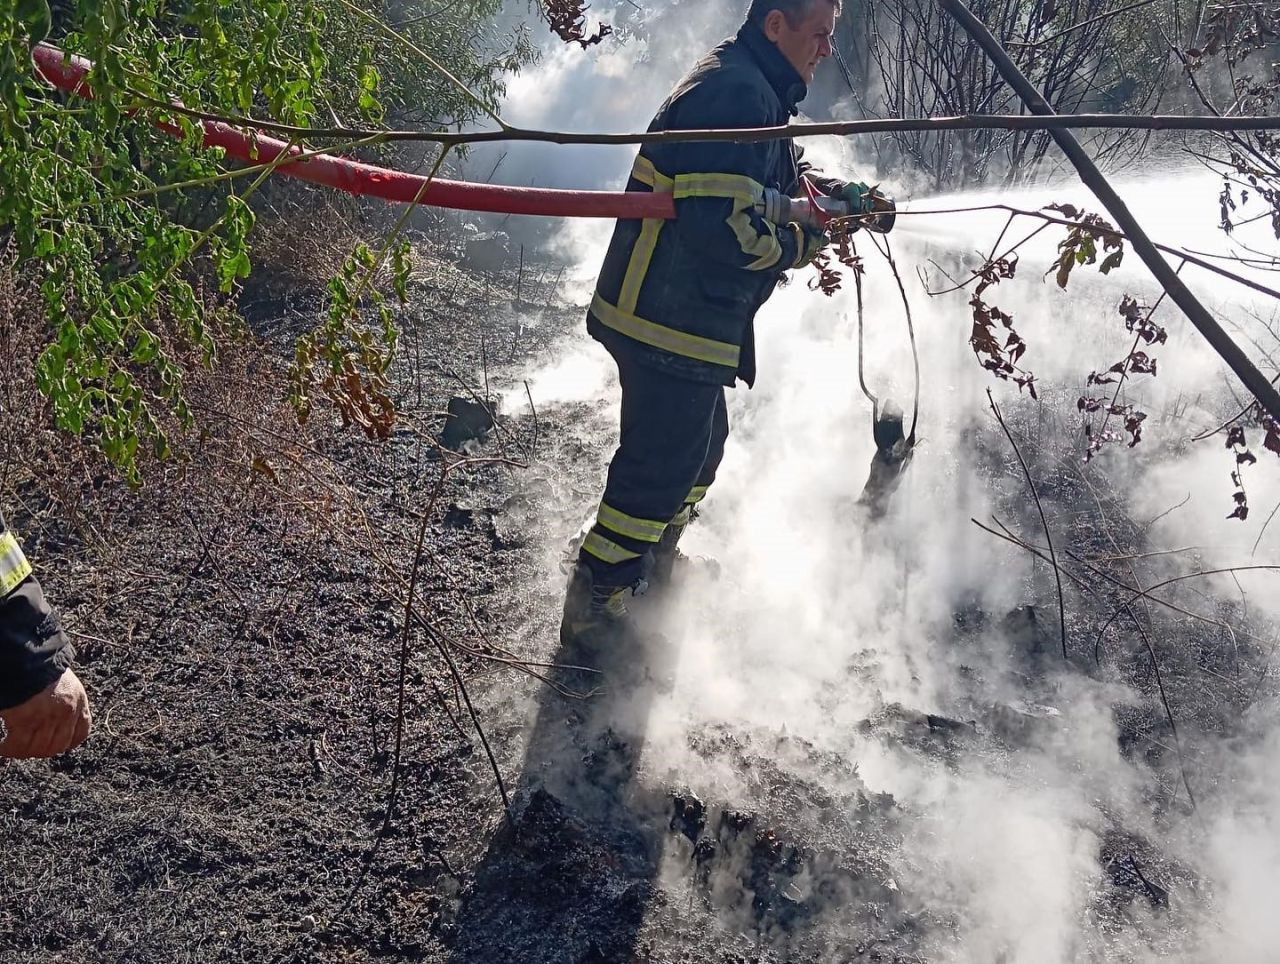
[746,0,841,28]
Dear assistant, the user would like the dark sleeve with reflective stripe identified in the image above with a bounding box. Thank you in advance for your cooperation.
[660,80,799,273]
[0,514,73,710]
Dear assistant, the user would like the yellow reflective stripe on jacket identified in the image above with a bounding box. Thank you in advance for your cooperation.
[672,172,781,271]
[582,531,641,565]
[620,217,665,313]
[672,172,764,203]
[596,502,666,544]
[0,531,33,598]
[592,293,740,369]
[730,198,783,271]
[685,485,710,504]
[670,504,692,527]
[620,157,674,314]
[631,155,674,191]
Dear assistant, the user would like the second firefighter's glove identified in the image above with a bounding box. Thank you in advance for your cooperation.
[789,222,828,268]
[836,180,876,215]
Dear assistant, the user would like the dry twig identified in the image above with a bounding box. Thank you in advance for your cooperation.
[988,390,1068,659]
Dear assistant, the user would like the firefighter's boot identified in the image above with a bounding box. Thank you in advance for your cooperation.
[650,510,720,587]
[559,563,635,658]
[558,564,674,691]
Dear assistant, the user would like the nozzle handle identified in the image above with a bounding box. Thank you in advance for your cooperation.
[758,188,851,229]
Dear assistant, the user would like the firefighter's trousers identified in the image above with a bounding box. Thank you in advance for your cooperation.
[577,346,729,590]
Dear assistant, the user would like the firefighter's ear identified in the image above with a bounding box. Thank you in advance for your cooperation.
[762,9,788,42]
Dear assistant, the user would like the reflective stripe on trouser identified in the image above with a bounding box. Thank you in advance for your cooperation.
[578,345,730,589]
[670,486,708,528]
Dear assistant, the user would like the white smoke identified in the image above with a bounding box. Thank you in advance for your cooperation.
[486,5,1280,961]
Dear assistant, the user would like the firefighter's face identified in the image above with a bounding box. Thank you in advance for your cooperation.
[764,2,837,85]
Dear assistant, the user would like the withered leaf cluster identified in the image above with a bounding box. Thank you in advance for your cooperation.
[808,251,844,296]
[969,254,1037,398]
[1184,3,1280,239]
[319,356,396,440]
[1227,425,1254,520]
[808,227,861,297]
[1118,293,1168,346]
[1078,398,1146,457]
[1221,412,1280,520]
[544,0,611,48]
[1077,297,1164,461]
[1186,3,1280,66]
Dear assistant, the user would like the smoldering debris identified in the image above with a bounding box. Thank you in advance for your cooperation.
[656,727,936,959]
[440,395,500,450]
[858,703,979,744]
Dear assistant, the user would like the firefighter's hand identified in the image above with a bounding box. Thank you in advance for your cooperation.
[836,181,875,214]
[790,223,828,268]
[0,670,92,759]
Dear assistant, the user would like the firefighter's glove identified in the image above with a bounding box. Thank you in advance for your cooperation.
[836,181,876,215]
[0,669,91,759]
[789,222,828,269]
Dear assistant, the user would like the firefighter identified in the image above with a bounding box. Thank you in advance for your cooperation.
[0,513,91,758]
[562,0,877,651]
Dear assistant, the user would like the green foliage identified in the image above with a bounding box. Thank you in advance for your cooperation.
[1045,204,1125,290]
[0,0,533,483]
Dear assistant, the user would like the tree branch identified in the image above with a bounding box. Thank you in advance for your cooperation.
[121,97,1280,147]
[939,0,1280,425]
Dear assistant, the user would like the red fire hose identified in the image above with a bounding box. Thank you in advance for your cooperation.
[31,43,676,222]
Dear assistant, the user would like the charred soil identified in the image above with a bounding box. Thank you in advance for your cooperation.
[0,242,1270,963]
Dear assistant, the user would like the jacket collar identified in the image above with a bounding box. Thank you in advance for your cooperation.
[736,20,808,115]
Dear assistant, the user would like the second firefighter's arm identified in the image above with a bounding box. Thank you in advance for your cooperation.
[0,514,75,711]
[0,513,92,759]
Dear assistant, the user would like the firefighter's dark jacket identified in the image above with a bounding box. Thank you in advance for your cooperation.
[0,513,73,710]
[587,21,843,387]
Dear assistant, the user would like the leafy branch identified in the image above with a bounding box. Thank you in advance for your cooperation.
[1045,202,1124,288]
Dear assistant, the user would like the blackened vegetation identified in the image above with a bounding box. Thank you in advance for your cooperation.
[1,239,1272,961]
[668,726,934,960]
[544,0,612,48]
[0,248,568,963]
[969,394,1280,838]
[441,395,500,450]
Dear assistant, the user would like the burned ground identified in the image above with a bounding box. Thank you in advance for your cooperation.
[0,244,1273,963]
